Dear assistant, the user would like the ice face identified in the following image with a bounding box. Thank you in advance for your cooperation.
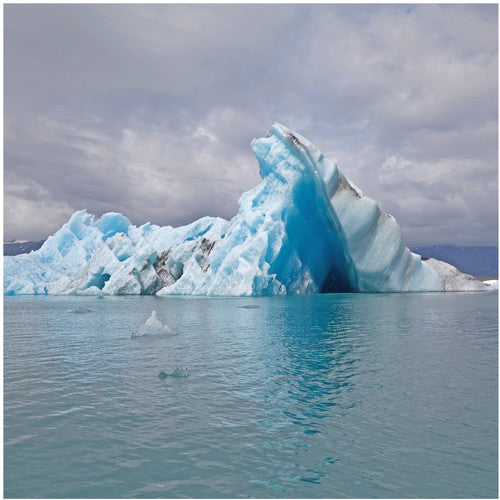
[4,123,486,295]
[245,124,444,293]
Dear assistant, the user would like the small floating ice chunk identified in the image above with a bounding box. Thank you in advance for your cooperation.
[238,305,260,309]
[133,310,176,337]
[68,307,92,314]
[170,366,189,378]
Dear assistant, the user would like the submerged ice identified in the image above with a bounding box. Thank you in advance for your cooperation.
[4,123,489,295]
[158,367,189,379]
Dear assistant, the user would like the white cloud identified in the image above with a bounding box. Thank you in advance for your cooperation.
[4,107,263,240]
[4,4,498,245]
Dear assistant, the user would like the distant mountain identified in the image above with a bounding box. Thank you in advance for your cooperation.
[411,245,498,277]
[4,240,45,256]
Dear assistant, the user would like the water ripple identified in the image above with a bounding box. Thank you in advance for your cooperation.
[4,292,498,498]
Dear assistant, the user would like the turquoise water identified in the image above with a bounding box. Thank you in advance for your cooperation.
[4,292,498,498]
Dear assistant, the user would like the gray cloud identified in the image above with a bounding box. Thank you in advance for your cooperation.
[4,4,498,246]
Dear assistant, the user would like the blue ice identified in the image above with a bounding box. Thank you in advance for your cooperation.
[4,123,487,295]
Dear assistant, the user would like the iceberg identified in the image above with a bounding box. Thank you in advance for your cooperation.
[4,123,488,295]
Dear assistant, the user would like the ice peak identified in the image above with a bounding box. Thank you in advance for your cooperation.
[96,212,132,240]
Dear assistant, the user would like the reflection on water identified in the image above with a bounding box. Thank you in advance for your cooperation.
[4,292,498,498]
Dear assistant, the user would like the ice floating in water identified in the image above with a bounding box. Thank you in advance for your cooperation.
[68,307,92,314]
[483,280,498,289]
[169,366,189,378]
[3,123,488,295]
[158,366,189,379]
[133,310,176,337]
[238,305,260,309]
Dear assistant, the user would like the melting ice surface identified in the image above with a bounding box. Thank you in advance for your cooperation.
[4,123,489,295]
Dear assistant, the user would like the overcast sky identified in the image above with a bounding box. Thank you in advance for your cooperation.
[4,4,498,246]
